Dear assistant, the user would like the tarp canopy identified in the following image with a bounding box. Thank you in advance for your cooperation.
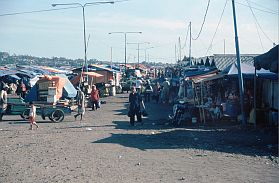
[71,72,105,86]
[184,67,218,78]
[41,66,69,74]
[185,67,219,83]
[72,64,119,73]
[192,73,224,83]
[223,62,278,80]
[0,69,17,77]
[193,62,278,83]
[254,45,278,73]
[56,74,77,98]
[25,75,66,102]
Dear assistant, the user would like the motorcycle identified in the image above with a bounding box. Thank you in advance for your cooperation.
[168,100,193,127]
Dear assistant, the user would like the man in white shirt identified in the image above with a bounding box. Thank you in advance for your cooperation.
[135,78,142,93]
[0,85,8,121]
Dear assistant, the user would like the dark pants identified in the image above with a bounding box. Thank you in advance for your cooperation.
[91,100,99,110]
[154,94,159,103]
[144,93,151,102]
[129,108,142,126]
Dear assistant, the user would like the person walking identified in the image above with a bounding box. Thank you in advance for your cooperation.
[128,86,145,126]
[74,90,85,121]
[135,77,142,94]
[161,78,170,104]
[29,102,39,130]
[0,85,8,121]
[90,85,100,111]
[144,81,153,102]
[153,82,161,103]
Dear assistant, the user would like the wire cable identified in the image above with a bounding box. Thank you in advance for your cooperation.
[191,0,211,40]
[246,0,279,13]
[235,1,278,15]
[246,0,264,51]
[0,0,131,17]
[245,0,275,44]
[181,23,190,50]
[0,6,80,17]
[205,0,228,55]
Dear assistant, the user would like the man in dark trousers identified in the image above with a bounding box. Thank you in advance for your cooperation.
[128,86,145,126]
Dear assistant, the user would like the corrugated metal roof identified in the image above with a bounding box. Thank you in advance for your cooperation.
[196,54,258,71]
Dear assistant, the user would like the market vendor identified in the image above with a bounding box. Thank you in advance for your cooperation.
[0,85,8,121]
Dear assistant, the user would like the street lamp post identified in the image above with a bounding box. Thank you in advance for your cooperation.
[52,1,114,80]
[127,42,150,68]
[144,47,154,63]
[108,32,142,76]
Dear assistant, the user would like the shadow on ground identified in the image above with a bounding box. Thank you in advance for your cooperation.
[93,127,278,157]
[112,120,172,130]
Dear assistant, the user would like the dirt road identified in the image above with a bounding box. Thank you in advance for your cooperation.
[0,93,278,183]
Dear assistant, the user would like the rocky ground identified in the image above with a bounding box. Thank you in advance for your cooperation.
[0,93,278,183]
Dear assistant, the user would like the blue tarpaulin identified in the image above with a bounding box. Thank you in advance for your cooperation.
[56,74,77,98]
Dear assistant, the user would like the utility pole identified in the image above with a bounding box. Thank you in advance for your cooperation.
[179,37,182,62]
[224,39,226,55]
[175,44,177,63]
[189,22,192,66]
[110,47,113,69]
[108,31,142,77]
[232,0,246,125]
[137,43,140,68]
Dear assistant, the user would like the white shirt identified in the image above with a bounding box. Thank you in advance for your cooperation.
[0,90,7,108]
[29,105,36,117]
[135,80,142,89]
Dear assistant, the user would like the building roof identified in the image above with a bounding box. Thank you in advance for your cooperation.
[196,54,258,71]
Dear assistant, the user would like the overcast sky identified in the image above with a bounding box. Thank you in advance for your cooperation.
[0,0,278,63]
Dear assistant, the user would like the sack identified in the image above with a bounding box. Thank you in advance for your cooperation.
[97,101,101,108]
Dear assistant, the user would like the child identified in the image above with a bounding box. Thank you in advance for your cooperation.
[29,102,39,130]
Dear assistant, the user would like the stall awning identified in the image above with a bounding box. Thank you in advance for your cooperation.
[71,72,105,86]
[186,69,219,83]
[192,73,224,83]
[254,45,278,73]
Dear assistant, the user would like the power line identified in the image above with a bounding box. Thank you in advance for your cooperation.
[0,6,80,17]
[246,0,264,51]
[235,1,279,15]
[181,23,190,50]
[192,0,211,40]
[247,0,279,13]
[206,0,228,55]
[245,0,275,44]
[0,0,132,17]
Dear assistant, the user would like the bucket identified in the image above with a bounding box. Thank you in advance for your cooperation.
[192,117,197,124]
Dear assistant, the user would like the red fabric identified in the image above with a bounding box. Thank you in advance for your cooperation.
[90,90,100,101]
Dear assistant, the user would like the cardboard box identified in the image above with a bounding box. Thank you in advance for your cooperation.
[47,95,57,103]
[48,87,57,96]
